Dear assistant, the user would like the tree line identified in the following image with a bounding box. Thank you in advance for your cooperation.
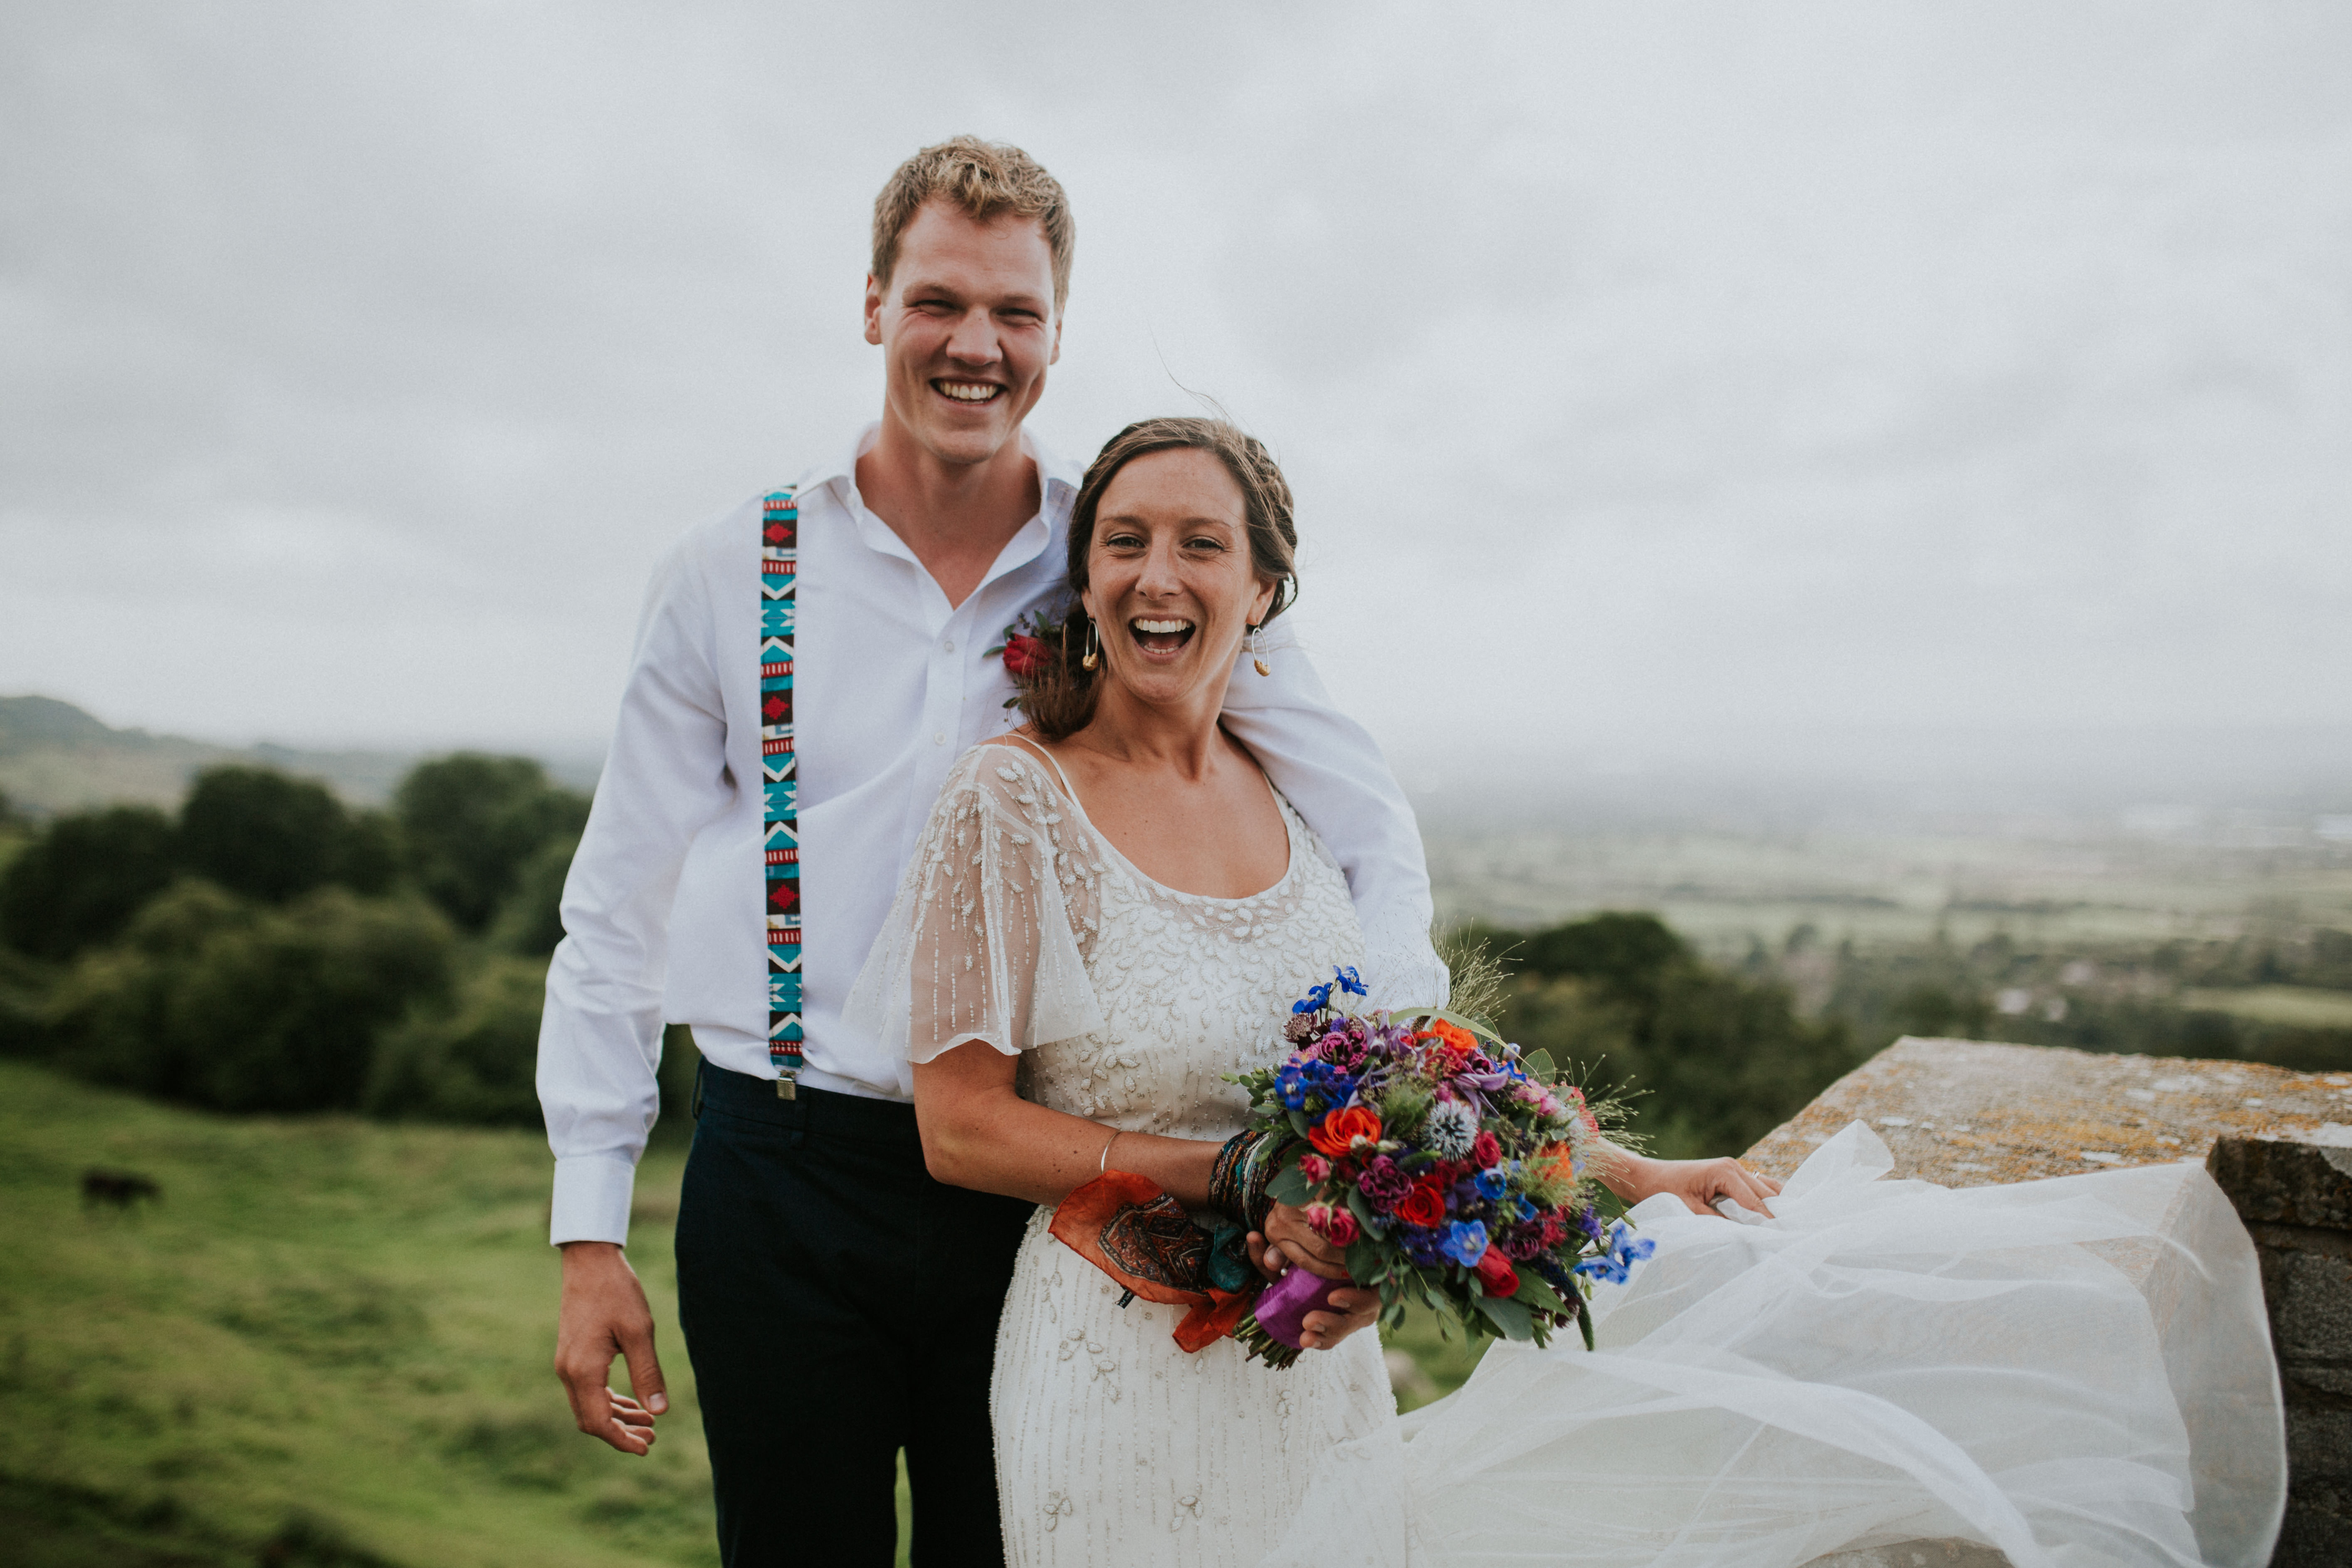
[0,758,594,1126]
[0,761,1856,1155]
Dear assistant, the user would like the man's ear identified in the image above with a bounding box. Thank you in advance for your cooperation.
[863,274,885,347]
[1049,311,1062,366]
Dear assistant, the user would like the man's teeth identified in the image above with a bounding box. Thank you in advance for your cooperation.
[937,381,1001,402]
[1132,620,1194,634]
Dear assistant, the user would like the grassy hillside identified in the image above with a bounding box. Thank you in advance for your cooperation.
[0,1059,721,1567]
[1,1061,1485,1566]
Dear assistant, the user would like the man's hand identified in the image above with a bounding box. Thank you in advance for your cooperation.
[1252,1204,1379,1353]
[1611,1151,1783,1217]
[556,1242,668,1455]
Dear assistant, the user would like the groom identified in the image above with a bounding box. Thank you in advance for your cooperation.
[537,136,1445,1566]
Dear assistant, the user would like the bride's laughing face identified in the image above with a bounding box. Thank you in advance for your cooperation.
[1082,448,1278,713]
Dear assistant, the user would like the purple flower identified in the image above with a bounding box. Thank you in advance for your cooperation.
[1357,1156,1412,1212]
[1498,1221,1549,1261]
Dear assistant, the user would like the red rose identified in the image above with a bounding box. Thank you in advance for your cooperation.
[1001,634,1050,679]
[1297,1153,1331,1184]
[1308,1105,1384,1159]
[1393,1178,1447,1229]
[1308,1203,1361,1247]
[1470,1130,1502,1170]
[1474,1246,1519,1299]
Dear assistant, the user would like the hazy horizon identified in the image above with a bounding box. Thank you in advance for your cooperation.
[5,4,2349,780]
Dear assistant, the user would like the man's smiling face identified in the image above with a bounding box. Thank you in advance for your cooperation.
[865,198,1062,471]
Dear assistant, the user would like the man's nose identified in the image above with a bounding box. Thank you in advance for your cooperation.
[944,308,1001,365]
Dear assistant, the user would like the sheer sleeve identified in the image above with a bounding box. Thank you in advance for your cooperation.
[846,746,1106,1064]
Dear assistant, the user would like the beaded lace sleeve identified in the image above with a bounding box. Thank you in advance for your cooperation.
[845,746,1106,1064]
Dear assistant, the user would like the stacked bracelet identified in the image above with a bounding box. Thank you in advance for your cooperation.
[1208,1128,1287,1235]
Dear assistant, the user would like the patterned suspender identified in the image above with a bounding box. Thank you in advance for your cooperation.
[761,490,803,1096]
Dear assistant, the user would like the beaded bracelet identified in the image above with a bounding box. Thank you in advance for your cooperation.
[1207,1128,1287,1235]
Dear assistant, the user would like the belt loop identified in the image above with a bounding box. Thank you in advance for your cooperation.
[691,1056,706,1122]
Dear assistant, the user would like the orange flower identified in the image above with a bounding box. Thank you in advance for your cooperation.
[1307,1105,1384,1158]
[1529,1140,1578,1184]
[1422,1018,1478,1054]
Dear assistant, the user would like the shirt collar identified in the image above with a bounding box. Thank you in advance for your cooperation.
[808,421,1081,586]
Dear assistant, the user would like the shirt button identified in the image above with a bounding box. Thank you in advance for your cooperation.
[942,638,956,653]
[934,731,947,746]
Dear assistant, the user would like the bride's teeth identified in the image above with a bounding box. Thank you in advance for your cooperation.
[1133,619,1194,634]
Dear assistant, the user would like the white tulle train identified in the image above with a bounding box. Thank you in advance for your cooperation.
[1269,1122,2285,1568]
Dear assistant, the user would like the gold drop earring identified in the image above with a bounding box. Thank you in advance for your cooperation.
[1081,617,1100,671]
[1248,623,1270,677]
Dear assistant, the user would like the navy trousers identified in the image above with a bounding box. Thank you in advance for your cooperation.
[675,1061,1034,1567]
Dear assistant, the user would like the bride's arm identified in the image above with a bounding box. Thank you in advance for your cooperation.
[914,1042,1382,1351]
[1591,1138,1783,1217]
[913,1040,1218,1207]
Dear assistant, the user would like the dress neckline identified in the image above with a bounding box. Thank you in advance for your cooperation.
[994,736,1301,908]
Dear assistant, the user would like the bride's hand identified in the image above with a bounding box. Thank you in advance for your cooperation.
[1609,1151,1782,1218]
[1253,1204,1380,1351]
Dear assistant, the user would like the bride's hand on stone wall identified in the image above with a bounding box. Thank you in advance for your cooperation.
[1253,1205,1381,1350]
[1603,1148,1782,1217]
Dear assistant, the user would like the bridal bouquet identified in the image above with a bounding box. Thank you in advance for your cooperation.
[1226,968,1645,1368]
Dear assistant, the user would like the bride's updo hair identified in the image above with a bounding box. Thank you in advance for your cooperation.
[1022,417,1300,740]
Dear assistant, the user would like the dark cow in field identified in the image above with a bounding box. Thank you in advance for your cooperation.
[81,1168,161,1210]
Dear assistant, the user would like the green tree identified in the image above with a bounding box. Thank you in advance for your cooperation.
[178,765,351,903]
[487,831,581,957]
[0,805,179,960]
[1493,911,1856,1160]
[368,955,548,1126]
[395,755,589,931]
[48,880,457,1113]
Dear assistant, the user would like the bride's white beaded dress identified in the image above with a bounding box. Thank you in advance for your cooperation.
[852,742,1396,1566]
[850,743,2287,1568]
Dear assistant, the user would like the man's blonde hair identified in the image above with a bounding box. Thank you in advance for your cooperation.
[871,136,1075,312]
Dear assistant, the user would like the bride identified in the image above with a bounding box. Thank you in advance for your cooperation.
[847,418,2285,1568]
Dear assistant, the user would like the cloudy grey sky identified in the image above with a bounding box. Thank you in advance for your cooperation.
[4,2,2348,791]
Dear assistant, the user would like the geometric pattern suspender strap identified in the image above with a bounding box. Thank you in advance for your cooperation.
[761,489,803,1096]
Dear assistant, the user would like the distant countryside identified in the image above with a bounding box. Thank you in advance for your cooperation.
[5,692,2351,1564]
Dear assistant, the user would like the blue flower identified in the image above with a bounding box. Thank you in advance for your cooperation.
[1400,1227,1449,1266]
[1572,1220,1657,1285]
[1334,965,1367,997]
[1473,1167,1509,1201]
[1277,1063,1311,1110]
[1292,981,1334,1015]
[1438,1219,1489,1267]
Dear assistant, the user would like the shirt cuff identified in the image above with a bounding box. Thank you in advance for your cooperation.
[550,1153,640,1247]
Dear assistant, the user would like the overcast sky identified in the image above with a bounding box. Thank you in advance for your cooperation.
[4,2,2348,792]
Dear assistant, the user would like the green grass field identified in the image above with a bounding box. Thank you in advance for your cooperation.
[1,1061,1483,1566]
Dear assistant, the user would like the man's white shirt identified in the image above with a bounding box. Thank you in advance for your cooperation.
[538,424,1445,1245]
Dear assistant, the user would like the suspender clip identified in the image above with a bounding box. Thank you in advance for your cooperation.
[776,1072,797,1101]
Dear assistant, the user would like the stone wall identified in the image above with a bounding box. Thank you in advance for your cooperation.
[1742,1037,2352,1568]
